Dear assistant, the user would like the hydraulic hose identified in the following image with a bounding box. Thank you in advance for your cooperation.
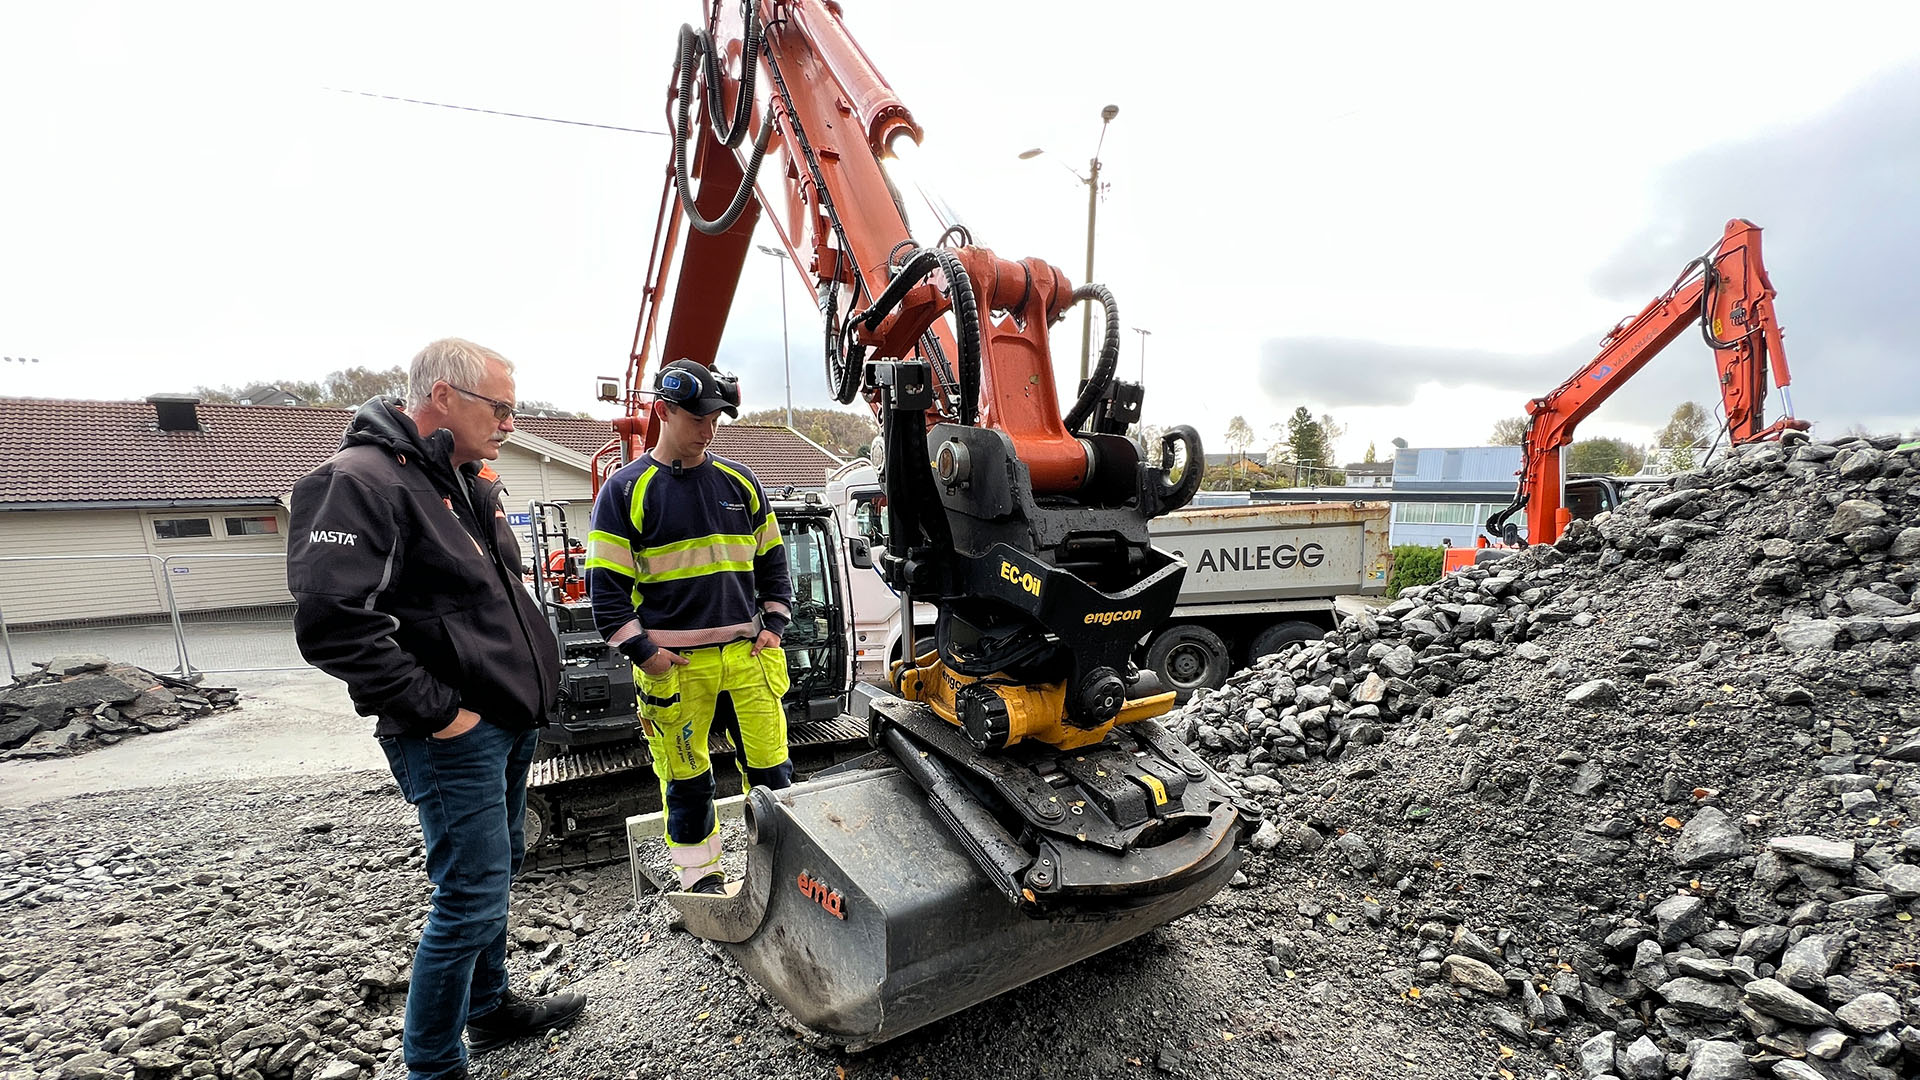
[929,248,982,427]
[699,3,760,149]
[1150,425,1205,513]
[673,24,776,237]
[1062,283,1120,433]
[820,283,861,404]
[1485,497,1527,548]
[839,247,983,423]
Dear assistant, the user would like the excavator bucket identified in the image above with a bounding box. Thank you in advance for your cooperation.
[667,697,1249,1048]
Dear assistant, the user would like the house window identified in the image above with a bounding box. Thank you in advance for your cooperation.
[153,518,213,540]
[225,515,280,536]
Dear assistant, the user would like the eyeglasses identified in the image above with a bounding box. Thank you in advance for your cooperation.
[448,384,515,422]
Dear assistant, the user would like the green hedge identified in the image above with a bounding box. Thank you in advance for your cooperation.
[1387,544,1443,598]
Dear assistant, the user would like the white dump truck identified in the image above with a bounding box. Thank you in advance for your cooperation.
[1144,501,1390,698]
[827,461,1389,699]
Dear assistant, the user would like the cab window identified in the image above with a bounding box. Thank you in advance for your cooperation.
[852,491,889,546]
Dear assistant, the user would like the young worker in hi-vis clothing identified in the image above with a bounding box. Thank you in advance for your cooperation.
[584,358,794,893]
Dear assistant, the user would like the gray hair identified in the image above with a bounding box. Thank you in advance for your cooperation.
[407,338,514,412]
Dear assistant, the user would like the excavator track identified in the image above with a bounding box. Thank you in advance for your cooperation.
[524,713,873,873]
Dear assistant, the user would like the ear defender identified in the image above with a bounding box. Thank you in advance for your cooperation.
[658,369,695,403]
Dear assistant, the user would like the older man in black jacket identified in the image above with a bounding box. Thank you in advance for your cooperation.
[288,338,584,1080]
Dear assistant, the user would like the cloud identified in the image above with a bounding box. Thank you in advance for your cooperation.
[1591,61,1920,429]
[1256,336,1594,412]
[1258,61,1920,434]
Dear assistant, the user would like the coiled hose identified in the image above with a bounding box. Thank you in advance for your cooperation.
[1062,283,1120,433]
[1153,425,1205,513]
[698,3,759,149]
[673,23,776,237]
[838,247,983,423]
[930,248,981,426]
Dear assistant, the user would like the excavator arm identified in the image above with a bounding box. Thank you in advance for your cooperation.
[609,0,1248,1048]
[1489,218,1808,544]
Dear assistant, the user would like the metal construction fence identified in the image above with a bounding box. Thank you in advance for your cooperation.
[0,553,307,681]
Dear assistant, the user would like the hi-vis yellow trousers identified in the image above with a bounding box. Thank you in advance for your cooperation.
[634,638,792,886]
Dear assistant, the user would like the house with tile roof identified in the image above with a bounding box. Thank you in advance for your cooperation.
[232,384,306,407]
[0,397,842,624]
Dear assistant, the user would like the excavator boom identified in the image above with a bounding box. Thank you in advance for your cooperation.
[616,0,1250,1047]
[1491,218,1808,544]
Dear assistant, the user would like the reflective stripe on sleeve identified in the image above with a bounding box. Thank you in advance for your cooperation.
[754,512,782,555]
[585,529,637,578]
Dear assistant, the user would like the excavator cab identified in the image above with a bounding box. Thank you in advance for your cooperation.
[1563,476,1622,523]
[523,499,866,864]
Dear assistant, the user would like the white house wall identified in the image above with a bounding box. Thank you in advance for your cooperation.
[1,447,594,627]
[146,508,294,613]
[0,510,166,624]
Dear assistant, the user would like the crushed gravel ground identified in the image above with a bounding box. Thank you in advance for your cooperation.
[2,432,1917,1080]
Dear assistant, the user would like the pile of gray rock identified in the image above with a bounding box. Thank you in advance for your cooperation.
[0,781,602,1080]
[1176,433,1920,1079]
[1,655,236,759]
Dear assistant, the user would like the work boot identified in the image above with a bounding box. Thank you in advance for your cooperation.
[685,872,728,895]
[466,990,588,1053]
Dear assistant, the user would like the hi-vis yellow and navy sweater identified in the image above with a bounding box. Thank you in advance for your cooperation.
[585,452,791,664]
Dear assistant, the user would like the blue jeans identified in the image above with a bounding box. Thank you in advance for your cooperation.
[380,720,538,1080]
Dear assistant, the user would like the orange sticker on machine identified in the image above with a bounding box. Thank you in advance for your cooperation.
[797,869,847,920]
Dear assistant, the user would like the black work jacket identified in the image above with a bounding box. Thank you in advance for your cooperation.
[287,398,559,737]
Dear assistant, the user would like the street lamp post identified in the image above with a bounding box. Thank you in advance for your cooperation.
[1132,326,1151,383]
[755,244,794,430]
[1020,103,1119,384]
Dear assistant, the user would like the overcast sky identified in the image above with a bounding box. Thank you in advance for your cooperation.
[4,2,1917,465]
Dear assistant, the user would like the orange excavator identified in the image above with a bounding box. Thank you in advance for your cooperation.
[1476,218,1809,558]
[590,0,1253,1048]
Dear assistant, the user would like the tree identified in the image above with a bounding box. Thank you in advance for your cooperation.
[738,407,878,459]
[191,369,391,408]
[1363,442,1377,464]
[321,365,409,406]
[1656,401,1711,470]
[517,399,591,419]
[1132,423,1170,467]
[1489,416,1530,445]
[1286,406,1326,477]
[1317,413,1346,467]
[1224,416,1255,487]
[1566,437,1647,476]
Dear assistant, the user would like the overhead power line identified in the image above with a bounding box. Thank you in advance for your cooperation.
[324,87,668,136]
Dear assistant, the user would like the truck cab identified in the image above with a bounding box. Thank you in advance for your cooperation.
[823,462,939,684]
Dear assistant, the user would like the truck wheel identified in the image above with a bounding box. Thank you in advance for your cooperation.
[1144,624,1230,703]
[1249,620,1324,661]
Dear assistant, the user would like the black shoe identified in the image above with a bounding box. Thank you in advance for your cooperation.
[467,989,588,1053]
[684,872,728,895]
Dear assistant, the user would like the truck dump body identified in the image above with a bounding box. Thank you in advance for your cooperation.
[1151,502,1389,607]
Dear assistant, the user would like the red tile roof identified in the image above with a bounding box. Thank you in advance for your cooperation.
[0,399,844,507]
[497,416,846,490]
[711,425,847,491]
[0,398,354,507]
[510,415,617,457]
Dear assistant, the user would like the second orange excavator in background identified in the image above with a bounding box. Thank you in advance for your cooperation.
[1476,218,1810,559]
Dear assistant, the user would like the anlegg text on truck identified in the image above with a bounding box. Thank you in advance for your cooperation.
[1169,542,1326,574]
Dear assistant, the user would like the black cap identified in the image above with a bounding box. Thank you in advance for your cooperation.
[656,358,740,418]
